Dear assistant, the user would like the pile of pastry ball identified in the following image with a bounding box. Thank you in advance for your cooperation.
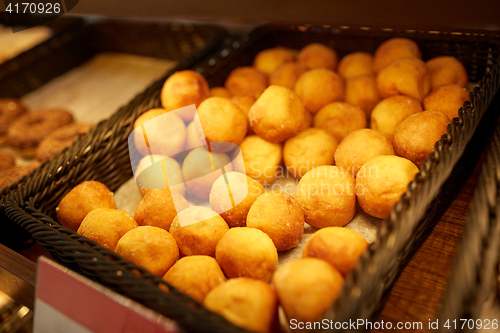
[56,38,469,333]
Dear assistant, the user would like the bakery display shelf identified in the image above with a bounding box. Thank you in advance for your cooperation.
[3,24,500,332]
[437,111,500,332]
[0,19,227,250]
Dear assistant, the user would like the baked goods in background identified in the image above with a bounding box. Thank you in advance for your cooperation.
[215,227,278,282]
[372,37,422,73]
[294,68,345,113]
[0,162,39,191]
[134,154,185,197]
[224,66,268,98]
[246,191,304,251]
[204,277,279,333]
[77,208,138,251]
[426,55,468,89]
[253,47,295,76]
[56,180,117,231]
[313,101,367,143]
[423,84,469,120]
[337,51,374,79]
[268,62,307,90]
[115,226,179,276]
[209,86,231,98]
[0,99,27,145]
[230,95,257,135]
[248,85,305,142]
[295,165,356,228]
[297,42,338,70]
[300,110,313,132]
[0,150,15,170]
[163,255,226,303]
[356,155,420,219]
[344,74,381,117]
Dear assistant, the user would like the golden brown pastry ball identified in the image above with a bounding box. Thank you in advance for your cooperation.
[235,135,282,185]
[377,58,431,102]
[246,191,304,251]
[297,43,338,70]
[337,52,374,79]
[133,109,186,157]
[210,87,231,98]
[185,121,206,150]
[163,255,225,302]
[170,206,229,257]
[231,95,256,135]
[77,208,137,251]
[161,70,210,121]
[134,189,189,231]
[356,155,419,219]
[373,38,422,73]
[224,66,268,98]
[301,109,313,132]
[182,147,232,199]
[273,258,344,322]
[313,102,367,143]
[426,56,468,89]
[268,62,307,90]
[283,128,338,179]
[253,47,295,76]
[423,84,469,120]
[345,74,381,117]
[334,129,395,176]
[302,227,368,276]
[134,154,185,197]
[294,68,344,113]
[393,110,450,167]
[248,85,305,142]
[215,227,278,281]
[197,97,247,152]
[209,172,264,228]
[56,181,116,231]
[295,166,356,228]
[370,95,423,140]
[115,226,178,276]
[204,278,279,333]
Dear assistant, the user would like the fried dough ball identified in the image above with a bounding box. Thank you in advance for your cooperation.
[273,258,344,322]
[246,191,304,251]
[210,87,231,98]
[170,206,229,257]
[423,84,469,120]
[253,47,295,76]
[182,147,232,199]
[197,97,247,152]
[426,56,468,89]
[163,256,225,302]
[204,278,279,333]
[56,181,117,231]
[185,121,206,150]
[302,227,368,276]
[313,102,367,143]
[231,95,256,135]
[116,226,178,276]
[77,208,137,251]
[269,62,307,90]
[345,74,381,117]
[295,166,356,228]
[297,43,338,70]
[334,129,395,177]
[283,128,338,179]
[300,111,313,132]
[393,110,450,167]
[134,154,185,197]
[377,58,431,102]
[373,38,422,73]
[134,189,189,231]
[294,68,344,113]
[337,52,374,79]
[215,227,278,281]
[356,155,419,219]
[370,95,423,140]
[209,172,265,228]
[225,66,268,98]
[234,135,282,185]
[133,109,186,157]
[248,85,305,142]
[161,70,210,121]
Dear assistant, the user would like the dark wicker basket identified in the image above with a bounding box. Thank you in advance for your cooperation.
[0,19,226,249]
[437,111,500,332]
[4,24,500,332]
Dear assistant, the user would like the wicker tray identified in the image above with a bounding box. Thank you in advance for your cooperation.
[438,108,500,332]
[4,24,500,332]
[0,19,226,249]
